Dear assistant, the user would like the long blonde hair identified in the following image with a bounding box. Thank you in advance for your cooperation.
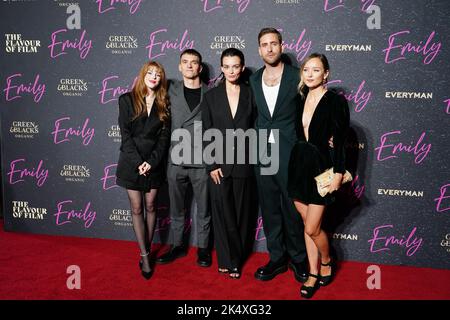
[297,53,330,98]
[131,61,169,123]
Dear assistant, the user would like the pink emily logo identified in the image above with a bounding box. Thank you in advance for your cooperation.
[155,215,191,234]
[154,216,171,234]
[146,29,195,60]
[350,175,365,199]
[327,79,372,113]
[335,174,365,205]
[323,0,344,12]
[98,75,137,104]
[368,225,423,257]
[48,29,92,59]
[207,75,222,89]
[201,0,251,13]
[434,184,450,213]
[7,158,48,187]
[54,200,96,229]
[4,73,45,103]
[324,0,375,12]
[101,164,118,190]
[96,0,143,14]
[254,216,265,242]
[51,117,95,146]
[383,30,441,65]
[281,28,312,62]
[444,99,450,114]
[374,131,431,165]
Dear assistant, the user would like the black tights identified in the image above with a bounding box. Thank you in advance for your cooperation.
[127,189,158,272]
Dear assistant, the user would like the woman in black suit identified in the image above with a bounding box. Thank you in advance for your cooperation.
[202,48,256,279]
[116,61,170,280]
[287,53,350,298]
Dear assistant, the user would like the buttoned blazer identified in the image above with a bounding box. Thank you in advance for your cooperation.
[116,92,170,182]
[201,82,256,178]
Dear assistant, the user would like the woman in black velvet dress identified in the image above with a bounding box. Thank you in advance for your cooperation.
[287,53,349,298]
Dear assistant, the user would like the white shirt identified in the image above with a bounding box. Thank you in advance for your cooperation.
[262,80,280,143]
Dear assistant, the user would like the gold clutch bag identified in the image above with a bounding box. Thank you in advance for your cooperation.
[314,168,353,197]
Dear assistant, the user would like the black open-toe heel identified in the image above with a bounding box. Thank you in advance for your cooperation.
[140,251,153,280]
[300,274,320,299]
[218,268,229,274]
[229,267,241,279]
[319,259,335,286]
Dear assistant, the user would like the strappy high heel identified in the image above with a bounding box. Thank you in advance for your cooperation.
[319,259,335,286]
[300,274,320,299]
[140,251,153,280]
[139,247,151,269]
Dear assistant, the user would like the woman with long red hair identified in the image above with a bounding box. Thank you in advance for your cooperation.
[116,61,171,280]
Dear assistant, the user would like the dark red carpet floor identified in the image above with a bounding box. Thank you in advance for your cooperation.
[1,222,449,300]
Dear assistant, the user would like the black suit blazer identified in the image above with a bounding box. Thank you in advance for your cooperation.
[249,64,301,183]
[296,90,350,174]
[116,92,171,183]
[201,82,256,178]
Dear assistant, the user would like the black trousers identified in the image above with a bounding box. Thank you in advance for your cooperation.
[209,176,256,270]
[255,169,307,264]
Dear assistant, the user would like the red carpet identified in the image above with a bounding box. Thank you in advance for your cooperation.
[1,220,449,300]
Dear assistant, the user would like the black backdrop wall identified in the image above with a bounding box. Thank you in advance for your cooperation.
[1,0,449,269]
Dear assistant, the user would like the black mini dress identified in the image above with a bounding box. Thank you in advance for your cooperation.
[287,90,350,205]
